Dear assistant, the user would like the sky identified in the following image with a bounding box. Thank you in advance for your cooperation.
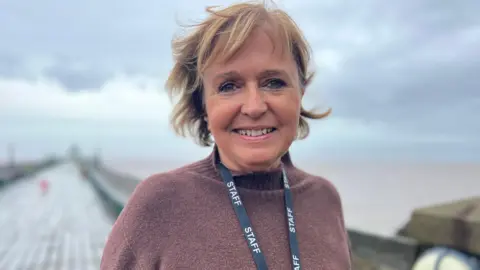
[1,0,479,162]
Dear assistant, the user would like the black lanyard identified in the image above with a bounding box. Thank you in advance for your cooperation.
[218,163,301,270]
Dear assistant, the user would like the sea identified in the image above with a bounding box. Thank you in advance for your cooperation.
[102,157,480,237]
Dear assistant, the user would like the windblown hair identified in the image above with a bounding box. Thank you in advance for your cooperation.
[165,1,331,146]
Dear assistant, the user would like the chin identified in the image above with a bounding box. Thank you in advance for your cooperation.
[237,148,282,171]
[217,140,288,172]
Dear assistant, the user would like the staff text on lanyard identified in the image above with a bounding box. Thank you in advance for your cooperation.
[218,163,301,270]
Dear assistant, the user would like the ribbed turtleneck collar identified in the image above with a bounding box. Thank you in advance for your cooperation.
[209,145,294,191]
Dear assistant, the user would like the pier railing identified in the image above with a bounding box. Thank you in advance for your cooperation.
[0,157,61,189]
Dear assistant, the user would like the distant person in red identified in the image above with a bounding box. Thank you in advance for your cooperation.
[39,179,49,195]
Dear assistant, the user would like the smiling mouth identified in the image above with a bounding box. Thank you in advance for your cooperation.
[232,128,277,137]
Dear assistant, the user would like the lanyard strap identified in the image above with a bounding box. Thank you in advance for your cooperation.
[218,163,301,270]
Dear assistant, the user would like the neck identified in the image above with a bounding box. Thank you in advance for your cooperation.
[213,146,286,190]
[216,148,282,174]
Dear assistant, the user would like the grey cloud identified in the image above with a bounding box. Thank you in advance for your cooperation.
[0,53,33,80]
[43,62,112,91]
[0,0,181,89]
[288,0,480,139]
[0,53,21,78]
[0,0,243,90]
[1,0,479,143]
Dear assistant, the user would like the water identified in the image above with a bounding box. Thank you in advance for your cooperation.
[104,158,480,237]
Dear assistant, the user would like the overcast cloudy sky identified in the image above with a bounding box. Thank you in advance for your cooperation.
[1,0,479,162]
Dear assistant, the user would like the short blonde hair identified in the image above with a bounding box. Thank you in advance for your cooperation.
[166,1,331,146]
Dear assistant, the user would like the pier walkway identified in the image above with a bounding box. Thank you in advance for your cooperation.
[0,163,113,270]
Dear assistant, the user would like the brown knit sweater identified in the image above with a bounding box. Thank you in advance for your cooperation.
[101,149,351,270]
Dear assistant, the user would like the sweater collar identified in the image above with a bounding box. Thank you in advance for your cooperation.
[208,145,294,191]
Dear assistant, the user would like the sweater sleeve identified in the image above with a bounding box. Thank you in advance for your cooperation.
[100,219,140,270]
[318,175,353,269]
[100,173,176,270]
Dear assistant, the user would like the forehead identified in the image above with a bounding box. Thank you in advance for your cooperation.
[204,27,296,79]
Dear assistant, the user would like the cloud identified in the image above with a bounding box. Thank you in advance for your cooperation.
[287,0,480,141]
[2,73,477,162]
[42,62,113,91]
[0,74,171,123]
[0,0,479,161]
[0,74,196,160]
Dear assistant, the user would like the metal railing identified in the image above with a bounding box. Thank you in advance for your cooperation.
[0,158,61,189]
[74,158,138,218]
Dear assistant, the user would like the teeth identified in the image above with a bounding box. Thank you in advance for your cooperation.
[237,128,274,137]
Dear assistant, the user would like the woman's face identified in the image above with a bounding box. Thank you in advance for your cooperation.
[203,28,303,172]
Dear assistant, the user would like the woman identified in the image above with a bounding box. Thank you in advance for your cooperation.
[101,2,351,269]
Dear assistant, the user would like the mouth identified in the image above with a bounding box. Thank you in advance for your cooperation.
[232,127,277,137]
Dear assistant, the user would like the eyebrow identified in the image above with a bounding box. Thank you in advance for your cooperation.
[213,69,291,81]
[257,69,290,80]
[214,71,241,81]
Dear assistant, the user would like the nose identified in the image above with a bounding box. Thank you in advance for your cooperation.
[240,84,267,118]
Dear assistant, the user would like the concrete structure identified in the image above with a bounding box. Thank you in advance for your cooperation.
[402,197,480,256]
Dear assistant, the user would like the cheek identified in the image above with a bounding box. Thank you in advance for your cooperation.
[278,91,302,128]
[205,99,237,132]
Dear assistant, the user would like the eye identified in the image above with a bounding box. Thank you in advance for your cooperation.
[218,81,239,93]
[264,78,287,90]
